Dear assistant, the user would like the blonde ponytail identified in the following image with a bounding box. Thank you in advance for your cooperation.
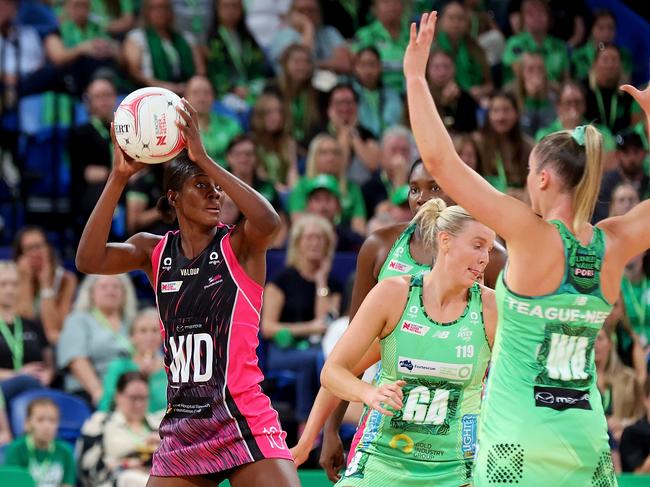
[535,124,604,233]
[413,198,474,253]
[572,125,603,232]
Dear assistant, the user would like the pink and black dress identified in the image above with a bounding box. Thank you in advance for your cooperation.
[149,224,292,477]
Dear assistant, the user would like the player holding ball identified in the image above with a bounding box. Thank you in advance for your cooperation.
[75,97,300,487]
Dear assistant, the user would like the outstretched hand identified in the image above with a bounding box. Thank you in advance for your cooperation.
[621,84,650,114]
[403,11,438,80]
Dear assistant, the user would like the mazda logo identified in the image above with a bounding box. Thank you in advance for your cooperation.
[535,392,554,404]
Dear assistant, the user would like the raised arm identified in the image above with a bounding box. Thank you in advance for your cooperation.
[403,12,542,242]
[611,85,650,260]
[75,127,160,279]
[176,100,281,284]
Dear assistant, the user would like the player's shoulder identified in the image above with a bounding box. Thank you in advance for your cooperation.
[478,284,496,306]
[364,222,409,249]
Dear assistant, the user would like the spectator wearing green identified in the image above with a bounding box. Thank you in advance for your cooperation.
[436,1,492,100]
[509,52,556,138]
[98,308,167,414]
[354,0,410,93]
[61,0,111,47]
[5,397,76,487]
[584,44,633,135]
[621,254,650,347]
[289,134,367,235]
[225,135,285,213]
[594,131,649,222]
[266,43,322,147]
[89,0,136,38]
[122,0,205,95]
[351,46,403,138]
[571,10,632,82]
[476,92,533,198]
[316,83,381,186]
[502,0,569,84]
[250,92,299,192]
[535,81,615,152]
[269,0,352,75]
[184,76,242,167]
[205,0,267,104]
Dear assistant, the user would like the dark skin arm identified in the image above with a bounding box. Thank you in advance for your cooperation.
[176,100,281,285]
[75,128,160,281]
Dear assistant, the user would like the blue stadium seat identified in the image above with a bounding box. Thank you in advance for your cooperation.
[0,466,35,487]
[10,389,92,446]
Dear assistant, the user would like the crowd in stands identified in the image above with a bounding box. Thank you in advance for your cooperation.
[1,0,650,484]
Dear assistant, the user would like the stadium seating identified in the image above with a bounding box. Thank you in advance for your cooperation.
[10,389,92,446]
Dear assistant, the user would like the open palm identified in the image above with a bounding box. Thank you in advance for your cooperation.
[403,11,438,80]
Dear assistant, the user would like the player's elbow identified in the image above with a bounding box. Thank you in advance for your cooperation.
[75,253,99,275]
[320,361,336,393]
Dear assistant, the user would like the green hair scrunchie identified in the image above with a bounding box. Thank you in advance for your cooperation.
[571,125,587,147]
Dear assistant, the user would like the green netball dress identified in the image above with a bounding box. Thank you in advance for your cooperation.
[377,222,431,281]
[473,221,617,486]
[338,275,491,486]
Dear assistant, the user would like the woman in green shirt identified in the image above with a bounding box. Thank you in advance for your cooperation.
[508,53,557,138]
[204,0,267,103]
[436,1,492,102]
[250,92,299,192]
[475,92,533,199]
[89,0,136,38]
[289,134,367,235]
[268,43,323,148]
[184,75,242,166]
[98,308,167,413]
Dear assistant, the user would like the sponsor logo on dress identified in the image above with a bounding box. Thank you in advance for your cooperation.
[397,357,473,380]
[204,274,223,289]
[388,260,412,273]
[457,326,473,342]
[161,281,182,293]
[412,441,444,460]
[389,433,414,454]
[432,330,450,339]
[208,251,219,265]
[180,268,199,276]
[461,414,478,458]
[533,386,592,411]
[162,256,172,270]
[400,320,429,336]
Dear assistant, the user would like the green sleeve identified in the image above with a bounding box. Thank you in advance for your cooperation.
[502,36,521,69]
[4,438,28,467]
[120,0,135,14]
[60,441,77,485]
[349,183,367,219]
[98,359,135,412]
[287,178,308,214]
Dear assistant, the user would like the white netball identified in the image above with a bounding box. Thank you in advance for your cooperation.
[113,87,186,164]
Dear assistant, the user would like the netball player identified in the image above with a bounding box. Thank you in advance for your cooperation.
[76,99,299,486]
[404,11,650,485]
[321,198,497,486]
[293,160,506,481]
